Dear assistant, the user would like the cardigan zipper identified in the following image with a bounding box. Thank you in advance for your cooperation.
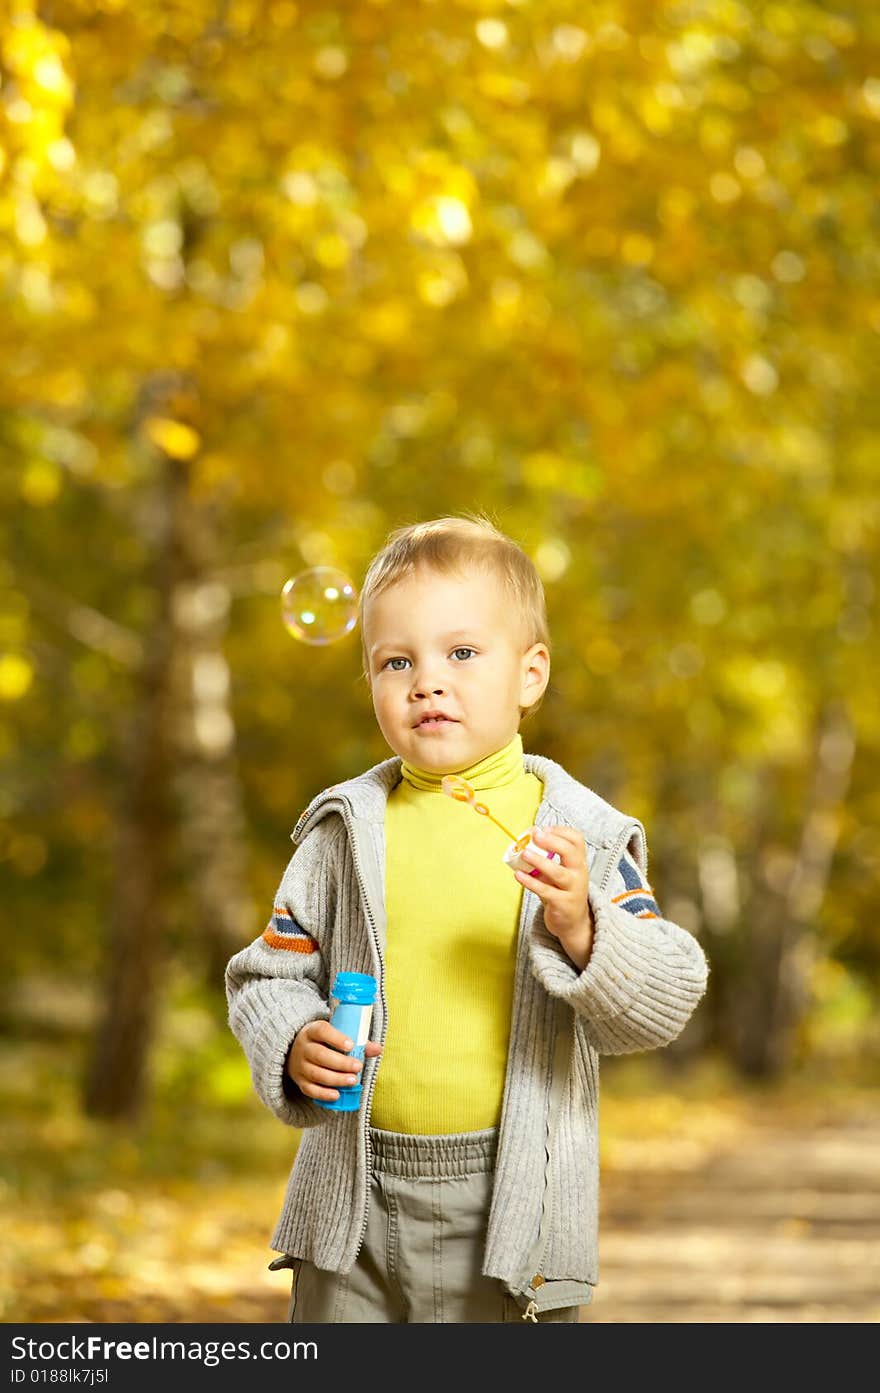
[599,824,632,896]
[517,820,634,1319]
[510,803,576,1314]
[293,795,387,1267]
[342,803,387,1263]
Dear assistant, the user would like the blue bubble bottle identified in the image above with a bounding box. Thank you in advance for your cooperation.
[315,972,378,1112]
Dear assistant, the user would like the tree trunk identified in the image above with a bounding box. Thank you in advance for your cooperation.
[83,451,180,1121]
[730,701,855,1078]
[83,409,253,1118]
[168,485,253,988]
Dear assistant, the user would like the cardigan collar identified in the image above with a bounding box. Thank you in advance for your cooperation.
[292,743,643,863]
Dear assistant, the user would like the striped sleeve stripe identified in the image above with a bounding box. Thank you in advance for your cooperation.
[617,897,661,917]
[615,847,648,892]
[611,885,656,903]
[261,906,319,953]
[610,848,662,918]
[262,929,319,953]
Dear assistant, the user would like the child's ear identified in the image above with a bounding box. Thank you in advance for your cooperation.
[520,642,550,708]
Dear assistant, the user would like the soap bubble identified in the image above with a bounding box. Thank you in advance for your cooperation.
[281,566,359,645]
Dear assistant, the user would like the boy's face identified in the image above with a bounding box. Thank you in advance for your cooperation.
[363,565,549,774]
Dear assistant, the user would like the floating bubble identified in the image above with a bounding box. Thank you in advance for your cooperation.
[281,566,359,645]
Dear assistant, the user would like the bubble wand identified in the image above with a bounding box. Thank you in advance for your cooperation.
[441,774,559,876]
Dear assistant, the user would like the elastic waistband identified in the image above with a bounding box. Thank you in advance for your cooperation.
[369,1127,498,1180]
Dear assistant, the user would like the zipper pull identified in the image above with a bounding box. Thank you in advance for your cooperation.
[522,1300,539,1322]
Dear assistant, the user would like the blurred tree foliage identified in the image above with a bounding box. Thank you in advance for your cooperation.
[1,1,878,1111]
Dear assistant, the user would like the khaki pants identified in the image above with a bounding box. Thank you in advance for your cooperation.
[286,1126,580,1324]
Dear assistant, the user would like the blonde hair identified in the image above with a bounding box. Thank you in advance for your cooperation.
[358,511,550,721]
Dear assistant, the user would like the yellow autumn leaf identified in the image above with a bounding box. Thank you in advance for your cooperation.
[142,418,201,459]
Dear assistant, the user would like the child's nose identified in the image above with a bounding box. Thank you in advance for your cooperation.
[411,672,446,696]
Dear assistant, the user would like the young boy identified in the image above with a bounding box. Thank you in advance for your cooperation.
[225,514,709,1323]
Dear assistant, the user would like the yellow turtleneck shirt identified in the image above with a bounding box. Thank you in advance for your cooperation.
[370,732,544,1135]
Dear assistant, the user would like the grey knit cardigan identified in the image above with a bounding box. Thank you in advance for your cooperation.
[225,750,709,1310]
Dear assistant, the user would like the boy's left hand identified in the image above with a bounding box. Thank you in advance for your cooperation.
[514,826,594,972]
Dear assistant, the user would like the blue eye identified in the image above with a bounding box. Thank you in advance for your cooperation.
[381,647,475,671]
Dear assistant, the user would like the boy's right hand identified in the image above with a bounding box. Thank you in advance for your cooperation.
[286,1020,383,1102]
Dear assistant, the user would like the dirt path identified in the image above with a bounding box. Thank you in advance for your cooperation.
[583,1104,880,1323]
[11,1096,879,1324]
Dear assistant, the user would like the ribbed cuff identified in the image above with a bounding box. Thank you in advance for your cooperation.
[232,993,331,1130]
[527,884,708,1052]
